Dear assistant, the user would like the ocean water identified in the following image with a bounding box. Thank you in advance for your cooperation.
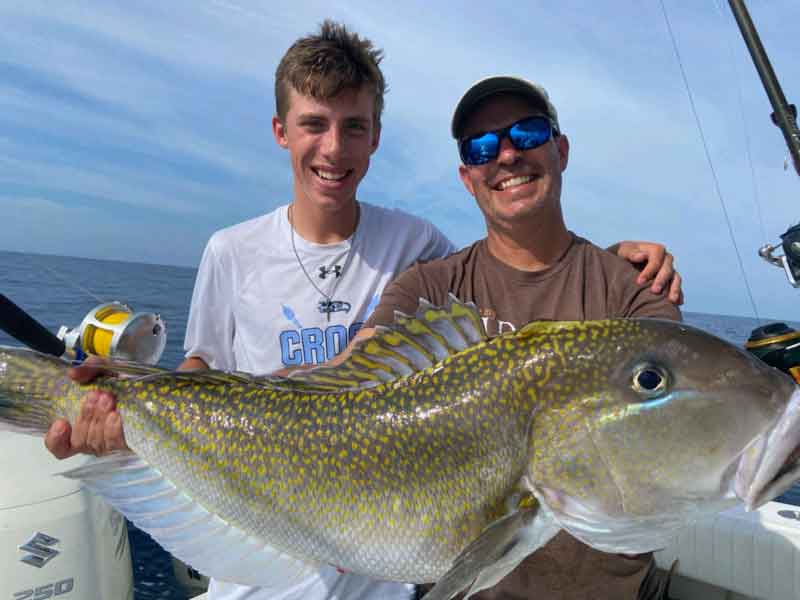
[2,249,800,599]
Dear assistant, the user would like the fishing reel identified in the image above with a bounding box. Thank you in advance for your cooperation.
[57,302,166,365]
[759,223,800,288]
[746,322,800,384]
[0,295,166,365]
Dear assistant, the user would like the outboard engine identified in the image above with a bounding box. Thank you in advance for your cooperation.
[0,434,134,600]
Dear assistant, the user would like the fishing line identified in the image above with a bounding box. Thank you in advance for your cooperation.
[7,254,167,364]
[712,0,769,245]
[659,0,761,322]
[22,253,106,305]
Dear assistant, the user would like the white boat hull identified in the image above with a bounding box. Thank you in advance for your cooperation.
[0,432,134,600]
[656,500,800,599]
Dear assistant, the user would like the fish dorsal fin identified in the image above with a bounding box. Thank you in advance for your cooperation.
[104,362,347,393]
[76,361,256,387]
[517,320,568,337]
[516,319,579,338]
[98,362,264,387]
[129,369,321,395]
[142,369,260,386]
[288,294,487,391]
[92,359,170,378]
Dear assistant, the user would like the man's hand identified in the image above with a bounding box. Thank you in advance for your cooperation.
[44,359,128,459]
[610,241,683,305]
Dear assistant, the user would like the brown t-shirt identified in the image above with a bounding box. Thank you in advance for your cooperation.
[366,234,681,600]
[366,234,681,334]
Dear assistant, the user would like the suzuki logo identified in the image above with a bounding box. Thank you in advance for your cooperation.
[19,532,60,568]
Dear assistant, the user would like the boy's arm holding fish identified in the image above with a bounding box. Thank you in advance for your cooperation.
[44,355,208,458]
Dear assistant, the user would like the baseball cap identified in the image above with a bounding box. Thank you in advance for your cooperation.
[451,76,559,139]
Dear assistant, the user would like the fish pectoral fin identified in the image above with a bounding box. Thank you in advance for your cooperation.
[423,497,560,600]
[57,450,139,479]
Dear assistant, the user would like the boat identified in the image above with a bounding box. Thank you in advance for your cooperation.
[655,500,800,599]
[0,432,134,600]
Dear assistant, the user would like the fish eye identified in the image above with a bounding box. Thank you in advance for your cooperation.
[631,364,668,398]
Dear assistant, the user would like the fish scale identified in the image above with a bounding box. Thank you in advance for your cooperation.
[2,300,800,600]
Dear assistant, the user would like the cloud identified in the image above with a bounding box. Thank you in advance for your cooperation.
[1,0,799,318]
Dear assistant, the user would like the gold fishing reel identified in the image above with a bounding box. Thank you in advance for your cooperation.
[57,302,166,365]
[745,322,800,384]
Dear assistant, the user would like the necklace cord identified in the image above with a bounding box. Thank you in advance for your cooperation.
[288,203,360,317]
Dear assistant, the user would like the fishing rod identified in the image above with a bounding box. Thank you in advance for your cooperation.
[0,294,167,364]
[728,0,800,287]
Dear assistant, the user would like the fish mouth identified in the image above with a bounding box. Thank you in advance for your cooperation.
[736,386,800,510]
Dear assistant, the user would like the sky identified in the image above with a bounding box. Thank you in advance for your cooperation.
[1,1,799,320]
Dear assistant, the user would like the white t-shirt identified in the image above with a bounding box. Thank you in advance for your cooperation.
[184,201,454,600]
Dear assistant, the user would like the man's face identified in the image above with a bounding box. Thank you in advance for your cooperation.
[458,93,569,230]
[272,86,380,213]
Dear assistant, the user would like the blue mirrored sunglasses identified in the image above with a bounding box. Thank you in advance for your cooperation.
[459,115,557,166]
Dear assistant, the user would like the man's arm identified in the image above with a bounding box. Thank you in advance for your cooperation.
[180,356,210,371]
[614,260,683,322]
[609,240,683,305]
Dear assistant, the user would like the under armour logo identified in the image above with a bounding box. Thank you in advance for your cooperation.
[318,265,342,279]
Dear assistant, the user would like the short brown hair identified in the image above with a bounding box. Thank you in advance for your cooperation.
[275,20,387,125]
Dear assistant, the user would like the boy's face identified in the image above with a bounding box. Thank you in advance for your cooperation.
[273,85,380,214]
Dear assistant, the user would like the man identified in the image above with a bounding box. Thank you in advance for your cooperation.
[44,23,680,600]
[356,76,681,599]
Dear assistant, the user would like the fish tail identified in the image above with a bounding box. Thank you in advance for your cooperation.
[0,346,80,435]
